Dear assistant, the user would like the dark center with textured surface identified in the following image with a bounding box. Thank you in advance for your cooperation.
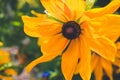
[62,21,81,40]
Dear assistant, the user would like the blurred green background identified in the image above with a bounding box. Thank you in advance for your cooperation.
[0,0,120,80]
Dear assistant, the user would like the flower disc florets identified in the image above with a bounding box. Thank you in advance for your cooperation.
[62,21,81,40]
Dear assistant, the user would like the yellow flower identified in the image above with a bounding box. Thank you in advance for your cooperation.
[91,53,113,80]
[4,69,17,76]
[0,69,17,80]
[0,42,3,46]
[22,0,120,80]
[0,48,17,80]
[0,49,10,64]
[91,42,120,80]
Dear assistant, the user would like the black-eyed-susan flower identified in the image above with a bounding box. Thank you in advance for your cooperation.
[0,68,17,80]
[91,42,120,80]
[0,49,17,80]
[22,0,120,80]
[0,49,10,64]
[0,42,3,46]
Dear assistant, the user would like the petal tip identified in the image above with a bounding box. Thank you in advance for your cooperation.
[25,66,31,73]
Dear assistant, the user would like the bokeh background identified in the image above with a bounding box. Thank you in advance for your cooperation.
[0,0,120,80]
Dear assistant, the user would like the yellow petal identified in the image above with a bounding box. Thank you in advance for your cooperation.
[82,21,117,61]
[101,58,113,80]
[25,52,59,73]
[88,36,116,62]
[5,69,17,76]
[106,34,119,42]
[41,0,70,21]
[38,37,50,46]
[91,53,99,71]
[116,42,120,50]
[0,49,10,64]
[61,39,79,80]
[22,16,61,37]
[66,0,85,19]
[77,36,91,80]
[89,14,120,42]
[26,35,69,73]
[116,52,120,58]
[116,50,120,58]
[94,60,103,80]
[116,42,120,58]
[63,2,74,20]
[113,58,120,67]
[40,34,69,55]
[31,10,46,17]
[85,0,120,18]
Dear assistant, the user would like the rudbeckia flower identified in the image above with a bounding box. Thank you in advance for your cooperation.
[0,42,3,46]
[0,49,10,64]
[0,69,17,80]
[22,0,120,80]
[0,49,17,80]
[91,41,120,80]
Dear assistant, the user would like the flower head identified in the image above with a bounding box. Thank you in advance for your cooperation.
[0,68,17,80]
[0,42,3,46]
[22,0,120,80]
[0,49,10,64]
[4,69,17,76]
[91,41,120,80]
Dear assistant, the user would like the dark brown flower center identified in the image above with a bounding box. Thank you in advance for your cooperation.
[62,21,81,40]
